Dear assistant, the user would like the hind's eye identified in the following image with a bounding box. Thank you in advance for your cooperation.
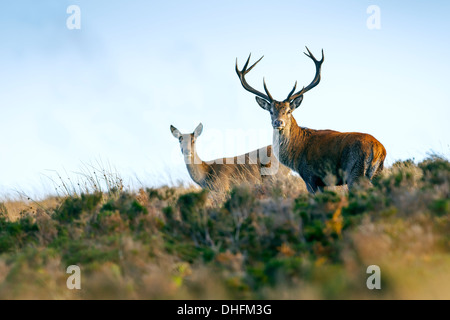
[179,137,183,142]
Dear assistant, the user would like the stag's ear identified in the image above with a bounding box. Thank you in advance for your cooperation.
[170,125,181,139]
[193,123,203,138]
[291,95,303,111]
[255,96,271,111]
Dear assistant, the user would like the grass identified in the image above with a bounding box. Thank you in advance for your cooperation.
[0,155,449,299]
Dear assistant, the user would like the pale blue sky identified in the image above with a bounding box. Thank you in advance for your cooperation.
[0,1,449,196]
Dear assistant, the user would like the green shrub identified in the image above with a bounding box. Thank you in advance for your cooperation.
[0,203,7,218]
[62,240,119,267]
[54,192,102,222]
[429,198,450,217]
[419,155,450,185]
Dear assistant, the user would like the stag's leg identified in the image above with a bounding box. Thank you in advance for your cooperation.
[346,160,366,189]
[301,173,316,194]
[374,161,384,177]
[366,160,384,180]
[305,183,320,194]
[303,176,323,194]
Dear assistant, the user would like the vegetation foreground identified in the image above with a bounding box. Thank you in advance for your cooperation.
[0,156,449,299]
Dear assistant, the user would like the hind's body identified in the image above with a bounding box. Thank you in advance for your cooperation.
[171,123,291,192]
[200,145,290,191]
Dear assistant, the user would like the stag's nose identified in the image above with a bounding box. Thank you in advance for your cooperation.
[273,119,285,129]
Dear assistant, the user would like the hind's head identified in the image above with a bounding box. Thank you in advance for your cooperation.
[170,123,203,158]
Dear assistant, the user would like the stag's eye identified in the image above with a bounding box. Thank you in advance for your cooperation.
[179,137,183,142]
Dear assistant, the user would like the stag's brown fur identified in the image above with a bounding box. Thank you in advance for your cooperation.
[274,116,386,193]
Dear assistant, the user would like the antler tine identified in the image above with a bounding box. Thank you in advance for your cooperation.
[286,47,324,102]
[241,54,251,72]
[235,57,243,74]
[285,81,298,101]
[236,53,273,102]
[263,78,273,101]
[245,55,264,74]
[236,54,264,75]
[304,46,324,64]
[304,46,314,60]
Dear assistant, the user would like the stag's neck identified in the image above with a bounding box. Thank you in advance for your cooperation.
[273,117,308,168]
[184,147,209,186]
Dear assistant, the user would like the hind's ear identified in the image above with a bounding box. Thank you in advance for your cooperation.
[291,95,303,111]
[170,125,181,139]
[193,123,203,138]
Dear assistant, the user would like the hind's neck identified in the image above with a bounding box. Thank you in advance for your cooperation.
[184,146,209,186]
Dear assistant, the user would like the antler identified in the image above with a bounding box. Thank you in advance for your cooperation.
[236,54,273,102]
[285,47,324,102]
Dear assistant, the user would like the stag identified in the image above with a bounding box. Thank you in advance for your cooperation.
[170,123,290,191]
[236,48,386,193]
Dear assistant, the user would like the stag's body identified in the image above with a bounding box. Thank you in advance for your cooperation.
[274,117,386,192]
[236,47,386,193]
[171,123,290,191]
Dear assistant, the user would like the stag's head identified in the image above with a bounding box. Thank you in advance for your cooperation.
[170,123,203,159]
[236,47,324,131]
